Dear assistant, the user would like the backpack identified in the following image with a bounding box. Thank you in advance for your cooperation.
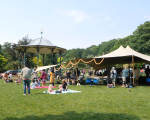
[111,70,114,75]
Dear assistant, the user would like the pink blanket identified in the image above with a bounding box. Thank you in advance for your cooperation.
[29,86,57,89]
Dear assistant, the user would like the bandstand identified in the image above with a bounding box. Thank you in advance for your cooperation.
[15,33,66,72]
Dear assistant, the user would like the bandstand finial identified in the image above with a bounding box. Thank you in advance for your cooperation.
[41,29,44,38]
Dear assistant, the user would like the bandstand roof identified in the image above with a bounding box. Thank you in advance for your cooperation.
[15,38,66,54]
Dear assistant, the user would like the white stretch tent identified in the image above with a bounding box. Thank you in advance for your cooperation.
[68,45,150,85]
[72,45,150,70]
[35,64,59,72]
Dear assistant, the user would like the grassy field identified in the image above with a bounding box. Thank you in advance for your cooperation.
[0,79,150,120]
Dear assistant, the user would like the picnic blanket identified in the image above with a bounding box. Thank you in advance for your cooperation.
[30,86,57,89]
[43,89,81,94]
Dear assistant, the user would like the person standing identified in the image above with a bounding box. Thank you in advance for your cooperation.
[145,66,150,78]
[110,67,117,87]
[66,69,71,85]
[121,67,129,87]
[40,69,47,86]
[72,69,76,85]
[50,69,55,86]
[31,68,38,81]
[21,64,31,95]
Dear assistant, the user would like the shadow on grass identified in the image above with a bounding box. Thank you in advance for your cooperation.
[3,111,140,120]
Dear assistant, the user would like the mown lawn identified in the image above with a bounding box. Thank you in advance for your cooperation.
[0,79,150,120]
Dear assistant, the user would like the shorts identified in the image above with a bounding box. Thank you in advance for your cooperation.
[122,77,126,82]
[112,78,116,82]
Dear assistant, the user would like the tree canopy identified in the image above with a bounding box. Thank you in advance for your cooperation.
[0,21,150,71]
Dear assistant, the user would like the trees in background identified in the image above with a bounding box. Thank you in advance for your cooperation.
[0,21,150,71]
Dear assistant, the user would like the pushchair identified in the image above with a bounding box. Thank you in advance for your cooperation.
[107,77,114,88]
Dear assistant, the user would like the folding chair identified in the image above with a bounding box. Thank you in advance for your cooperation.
[85,78,92,86]
[146,78,150,86]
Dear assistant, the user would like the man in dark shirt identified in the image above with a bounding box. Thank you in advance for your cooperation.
[145,66,150,78]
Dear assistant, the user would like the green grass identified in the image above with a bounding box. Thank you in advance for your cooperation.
[0,79,150,120]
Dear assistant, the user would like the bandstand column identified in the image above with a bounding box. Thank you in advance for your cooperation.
[18,50,21,69]
[60,51,61,73]
[24,48,26,67]
[22,52,24,68]
[52,49,53,65]
[37,47,39,68]
[43,54,45,65]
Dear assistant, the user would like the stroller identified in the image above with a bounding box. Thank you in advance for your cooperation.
[107,76,114,88]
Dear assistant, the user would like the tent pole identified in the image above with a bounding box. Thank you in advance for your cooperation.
[75,59,78,84]
[122,57,123,69]
[132,55,135,85]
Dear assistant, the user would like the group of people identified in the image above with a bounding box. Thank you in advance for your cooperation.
[8,63,150,95]
[21,64,57,95]
[108,66,133,88]
[47,79,67,93]
[65,68,80,85]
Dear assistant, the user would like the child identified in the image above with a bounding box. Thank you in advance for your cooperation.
[47,85,53,92]
[35,80,41,87]
[30,80,36,89]
[15,76,21,83]
[62,79,67,91]
[58,85,63,91]
[8,72,13,83]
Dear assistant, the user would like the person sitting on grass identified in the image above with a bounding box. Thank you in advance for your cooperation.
[8,72,13,83]
[46,84,63,93]
[35,80,41,87]
[15,76,21,83]
[30,80,36,89]
[62,79,67,91]
[4,72,8,83]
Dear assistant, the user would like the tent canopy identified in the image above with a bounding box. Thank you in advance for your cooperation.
[72,45,150,70]
[35,64,59,72]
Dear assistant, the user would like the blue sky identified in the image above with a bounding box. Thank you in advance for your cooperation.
[0,0,150,50]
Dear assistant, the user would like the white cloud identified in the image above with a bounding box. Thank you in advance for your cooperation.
[104,16,111,21]
[143,16,150,20]
[60,10,90,23]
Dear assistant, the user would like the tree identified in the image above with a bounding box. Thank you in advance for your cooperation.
[32,57,43,67]
[0,55,7,72]
[128,21,150,55]
[18,35,32,45]
[57,57,64,63]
